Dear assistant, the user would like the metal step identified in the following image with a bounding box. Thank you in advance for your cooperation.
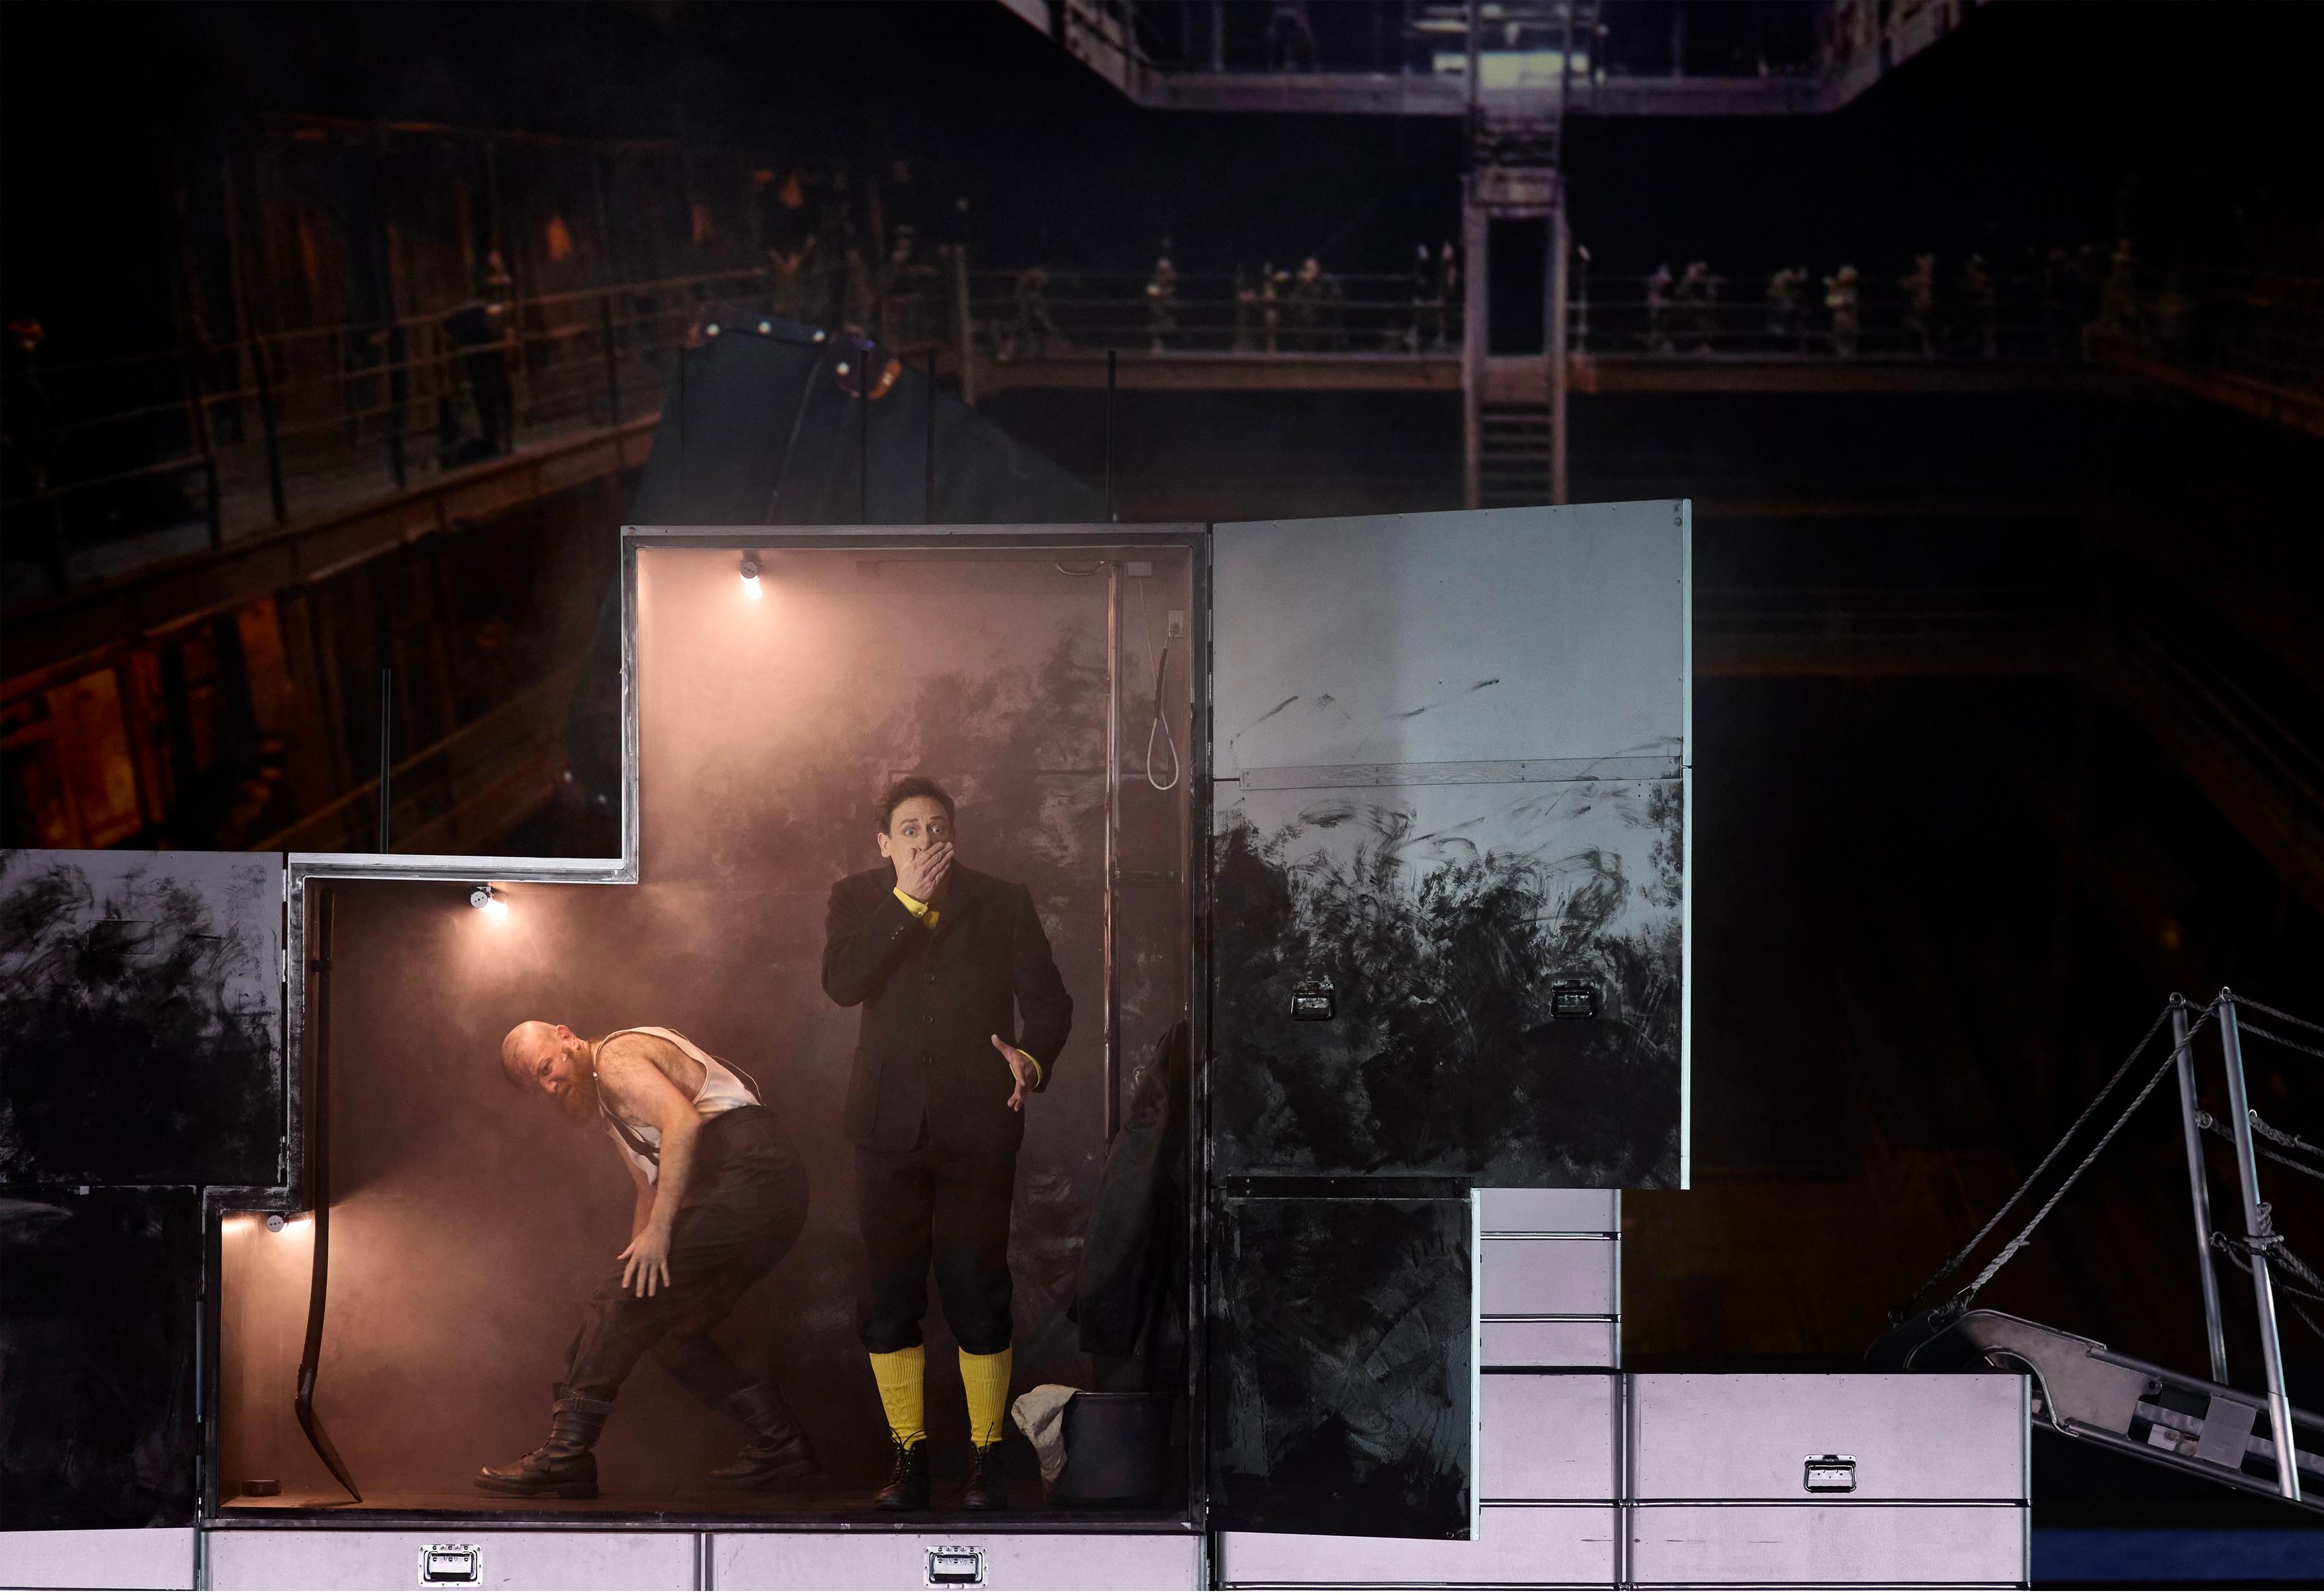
[1904,1308,2323,1512]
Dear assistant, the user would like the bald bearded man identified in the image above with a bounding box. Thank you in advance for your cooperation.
[475,1023,815,1498]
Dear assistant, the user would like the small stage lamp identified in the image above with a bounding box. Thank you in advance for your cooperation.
[740,555,763,600]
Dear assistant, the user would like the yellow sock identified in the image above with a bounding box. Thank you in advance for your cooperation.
[959,1346,1012,1449]
[868,1347,926,1447]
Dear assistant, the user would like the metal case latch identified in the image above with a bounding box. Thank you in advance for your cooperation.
[1550,981,1599,1019]
[419,1544,481,1585]
[1803,1454,1856,1493]
[1290,978,1335,1021]
[927,1545,986,1586]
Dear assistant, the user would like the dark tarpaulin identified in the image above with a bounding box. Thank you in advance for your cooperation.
[564,310,1103,809]
[1072,1020,1189,1390]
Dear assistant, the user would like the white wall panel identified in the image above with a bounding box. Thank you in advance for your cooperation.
[1631,1374,2029,1502]
[1481,1376,1617,1501]
[0,1528,195,1590]
[710,1531,1200,1590]
[1481,1239,1617,1317]
[1480,1318,1619,1369]
[1218,1507,1617,1586]
[202,1530,695,1591]
[1628,1504,2028,1586]
[1478,1190,1618,1234]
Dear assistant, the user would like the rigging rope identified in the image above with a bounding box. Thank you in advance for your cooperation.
[2196,1111,2324,1184]
[1893,1001,2187,1322]
[2231,993,2324,1038]
[2211,1240,2324,1343]
[2235,1018,2324,1063]
[1961,1046,2188,1302]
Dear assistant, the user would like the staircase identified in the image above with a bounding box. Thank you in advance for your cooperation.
[1478,402,1554,507]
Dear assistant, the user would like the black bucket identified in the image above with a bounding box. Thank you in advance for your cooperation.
[1048,1391,1175,1506]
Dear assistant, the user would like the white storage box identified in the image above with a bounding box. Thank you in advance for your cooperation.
[202,1529,697,1590]
[709,1529,1200,1590]
[1216,1507,1618,1587]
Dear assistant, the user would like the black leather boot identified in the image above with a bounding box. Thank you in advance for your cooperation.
[474,1387,612,1497]
[962,1441,1008,1510]
[709,1382,821,1489]
[872,1437,930,1511]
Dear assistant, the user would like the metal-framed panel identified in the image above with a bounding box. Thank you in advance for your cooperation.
[1206,1192,1480,1539]
[1,1187,202,1533]
[1216,1506,1619,1587]
[710,1529,1203,1590]
[1208,503,1689,1189]
[1481,1238,1618,1318]
[1212,505,1685,780]
[1479,1189,1619,1234]
[201,1528,697,1590]
[1481,1319,1619,1371]
[1629,1375,2030,1503]
[0,849,285,1188]
[1627,1504,2030,1588]
[0,1527,197,1590]
[1480,1375,1618,1502]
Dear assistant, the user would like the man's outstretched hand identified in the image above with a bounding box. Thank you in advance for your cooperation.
[895,840,954,903]
[619,1224,673,1298]
[993,1034,1038,1111]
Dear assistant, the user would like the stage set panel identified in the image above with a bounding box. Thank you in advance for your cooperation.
[1204,504,1686,1543]
[216,539,1197,1516]
[0,848,284,1187]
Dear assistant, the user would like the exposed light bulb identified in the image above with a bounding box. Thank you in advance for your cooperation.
[470,885,508,919]
[740,556,763,600]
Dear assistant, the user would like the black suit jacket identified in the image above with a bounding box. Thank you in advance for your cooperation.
[822,862,1073,1154]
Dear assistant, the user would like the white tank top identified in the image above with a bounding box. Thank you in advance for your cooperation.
[594,1026,760,1185]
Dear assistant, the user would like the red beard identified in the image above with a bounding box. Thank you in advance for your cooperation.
[556,1068,602,1126]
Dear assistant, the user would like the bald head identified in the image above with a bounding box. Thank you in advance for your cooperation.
[500,1021,560,1085]
[500,1021,596,1123]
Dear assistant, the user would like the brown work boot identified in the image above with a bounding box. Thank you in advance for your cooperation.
[474,1387,611,1498]
[962,1441,1008,1510]
[873,1437,930,1511]
[709,1382,821,1489]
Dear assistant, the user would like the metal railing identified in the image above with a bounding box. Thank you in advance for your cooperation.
[1077,0,1864,84]
[967,268,1465,361]
[1,266,772,596]
[9,250,2320,604]
[1574,269,2080,361]
[1572,265,2324,388]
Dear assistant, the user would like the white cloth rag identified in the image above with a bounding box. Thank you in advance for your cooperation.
[1010,1383,1080,1485]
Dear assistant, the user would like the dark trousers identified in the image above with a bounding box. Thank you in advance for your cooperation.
[856,1136,1017,1355]
[564,1106,808,1408]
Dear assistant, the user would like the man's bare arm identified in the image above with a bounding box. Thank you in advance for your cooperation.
[627,1158,655,1242]
[596,1038,703,1297]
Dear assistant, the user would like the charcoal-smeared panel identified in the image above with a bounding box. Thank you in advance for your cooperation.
[1209,1195,1474,1538]
[1210,779,1681,1185]
[0,1188,201,1528]
[0,850,283,1185]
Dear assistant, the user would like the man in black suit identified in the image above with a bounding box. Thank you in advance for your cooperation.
[822,776,1072,1512]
